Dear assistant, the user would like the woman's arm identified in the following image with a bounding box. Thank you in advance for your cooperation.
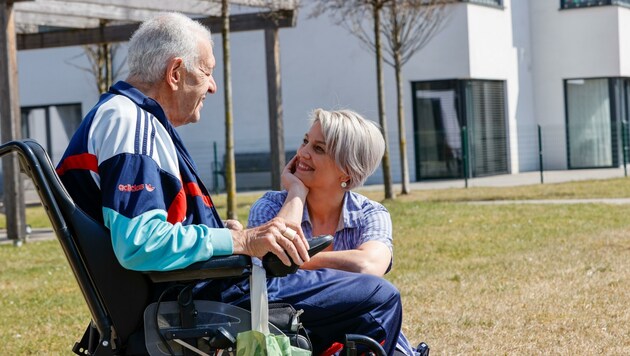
[300,240,391,276]
[276,155,308,224]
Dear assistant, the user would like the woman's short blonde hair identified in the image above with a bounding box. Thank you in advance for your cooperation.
[310,108,385,190]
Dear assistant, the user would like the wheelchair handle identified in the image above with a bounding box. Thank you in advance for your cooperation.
[263,234,334,277]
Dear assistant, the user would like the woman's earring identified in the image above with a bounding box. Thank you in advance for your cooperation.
[341,181,347,188]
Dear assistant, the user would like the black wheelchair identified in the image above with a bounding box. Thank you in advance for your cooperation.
[0,139,388,356]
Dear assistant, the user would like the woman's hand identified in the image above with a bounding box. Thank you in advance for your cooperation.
[281,155,308,196]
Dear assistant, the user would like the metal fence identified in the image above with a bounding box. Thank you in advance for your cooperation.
[202,122,630,193]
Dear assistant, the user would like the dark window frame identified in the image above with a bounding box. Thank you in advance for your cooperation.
[21,103,82,163]
[411,78,509,181]
[460,0,504,8]
[563,77,630,169]
[560,0,630,9]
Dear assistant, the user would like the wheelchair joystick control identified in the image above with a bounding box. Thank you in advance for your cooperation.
[263,235,333,277]
[207,327,236,349]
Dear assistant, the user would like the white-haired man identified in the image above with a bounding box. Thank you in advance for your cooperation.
[57,13,405,355]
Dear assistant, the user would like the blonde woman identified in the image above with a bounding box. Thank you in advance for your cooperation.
[249,109,424,356]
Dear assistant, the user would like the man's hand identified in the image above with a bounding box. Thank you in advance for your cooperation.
[231,217,309,267]
[224,219,243,231]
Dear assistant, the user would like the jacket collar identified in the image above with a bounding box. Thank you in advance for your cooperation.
[108,81,198,170]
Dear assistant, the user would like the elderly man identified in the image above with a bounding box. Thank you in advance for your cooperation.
[56,12,404,355]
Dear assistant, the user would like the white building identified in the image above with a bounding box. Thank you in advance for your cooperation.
[12,0,630,191]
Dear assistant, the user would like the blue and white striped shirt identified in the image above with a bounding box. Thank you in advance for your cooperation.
[248,190,393,268]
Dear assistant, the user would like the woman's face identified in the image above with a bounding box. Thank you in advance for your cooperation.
[294,122,347,190]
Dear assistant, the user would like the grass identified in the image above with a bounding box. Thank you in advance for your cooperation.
[2,179,630,354]
[0,205,56,229]
[387,201,630,354]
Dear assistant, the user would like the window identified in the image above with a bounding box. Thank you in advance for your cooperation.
[465,80,509,177]
[411,79,508,180]
[21,104,82,164]
[461,0,503,7]
[564,78,630,169]
[561,0,630,8]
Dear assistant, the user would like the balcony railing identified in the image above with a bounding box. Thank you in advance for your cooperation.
[561,0,630,8]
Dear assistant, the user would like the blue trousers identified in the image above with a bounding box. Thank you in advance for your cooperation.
[197,268,404,355]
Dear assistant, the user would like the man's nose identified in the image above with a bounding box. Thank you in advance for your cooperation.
[208,77,217,94]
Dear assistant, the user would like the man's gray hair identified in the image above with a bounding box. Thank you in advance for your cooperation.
[127,12,212,84]
[311,109,385,190]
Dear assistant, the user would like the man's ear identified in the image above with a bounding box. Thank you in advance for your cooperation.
[165,57,184,90]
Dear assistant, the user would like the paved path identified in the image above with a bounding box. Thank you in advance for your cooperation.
[468,198,630,205]
[2,166,630,245]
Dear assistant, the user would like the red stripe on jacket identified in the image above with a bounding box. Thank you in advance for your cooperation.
[166,182,213,224]
[184,182,213,208]
[167,188,187,224]
[56,153,99,176]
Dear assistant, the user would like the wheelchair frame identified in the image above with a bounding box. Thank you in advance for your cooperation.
[0,139,386,356]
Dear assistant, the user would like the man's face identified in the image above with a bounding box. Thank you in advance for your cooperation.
[170,39,217,127]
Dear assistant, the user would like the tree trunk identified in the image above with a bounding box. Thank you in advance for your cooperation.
[222,0,237,219]
[0,0,26,243]
[105,42,112,90]
[394,50,410,194]
[373,4,395,200]
[265,28,285,191]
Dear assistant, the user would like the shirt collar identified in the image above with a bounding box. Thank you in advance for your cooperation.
[302,191,359,233]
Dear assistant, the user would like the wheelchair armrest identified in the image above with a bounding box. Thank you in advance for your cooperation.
[146,255,251,283]
[147,235,333,282]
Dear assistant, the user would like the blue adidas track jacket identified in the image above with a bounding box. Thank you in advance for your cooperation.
[56,81,233,271]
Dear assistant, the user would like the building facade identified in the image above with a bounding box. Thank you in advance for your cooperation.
[10,0,630,191]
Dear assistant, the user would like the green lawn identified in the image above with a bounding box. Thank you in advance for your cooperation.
[2,179,630,354]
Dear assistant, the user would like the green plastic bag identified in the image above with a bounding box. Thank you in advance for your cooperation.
[236,330,310,356]
[236,264,311,356]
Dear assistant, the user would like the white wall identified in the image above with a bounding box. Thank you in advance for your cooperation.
[467,1,524,173]
[530,2,624,169]
[405,1,534,174]
[617,8,630,76]
[15,2,518,185]
[18,46,100,111]
[16,8,401,187]
[404,3,471,81]
[510,0,538,172]
[15,1,630,187]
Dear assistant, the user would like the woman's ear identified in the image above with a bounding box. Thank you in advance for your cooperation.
[165,57,184,90]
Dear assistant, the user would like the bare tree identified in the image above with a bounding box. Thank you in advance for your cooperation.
[64,22,127,95]
[220,0,295,218]
[67,41,126,95]
[221,0,238,219]
[381,0,451,194]
[312,0,396,200]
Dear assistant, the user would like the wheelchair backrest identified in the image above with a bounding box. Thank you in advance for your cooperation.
[0,140,149,347]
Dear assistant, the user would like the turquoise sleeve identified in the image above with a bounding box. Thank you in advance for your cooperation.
[103,207,233,271]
